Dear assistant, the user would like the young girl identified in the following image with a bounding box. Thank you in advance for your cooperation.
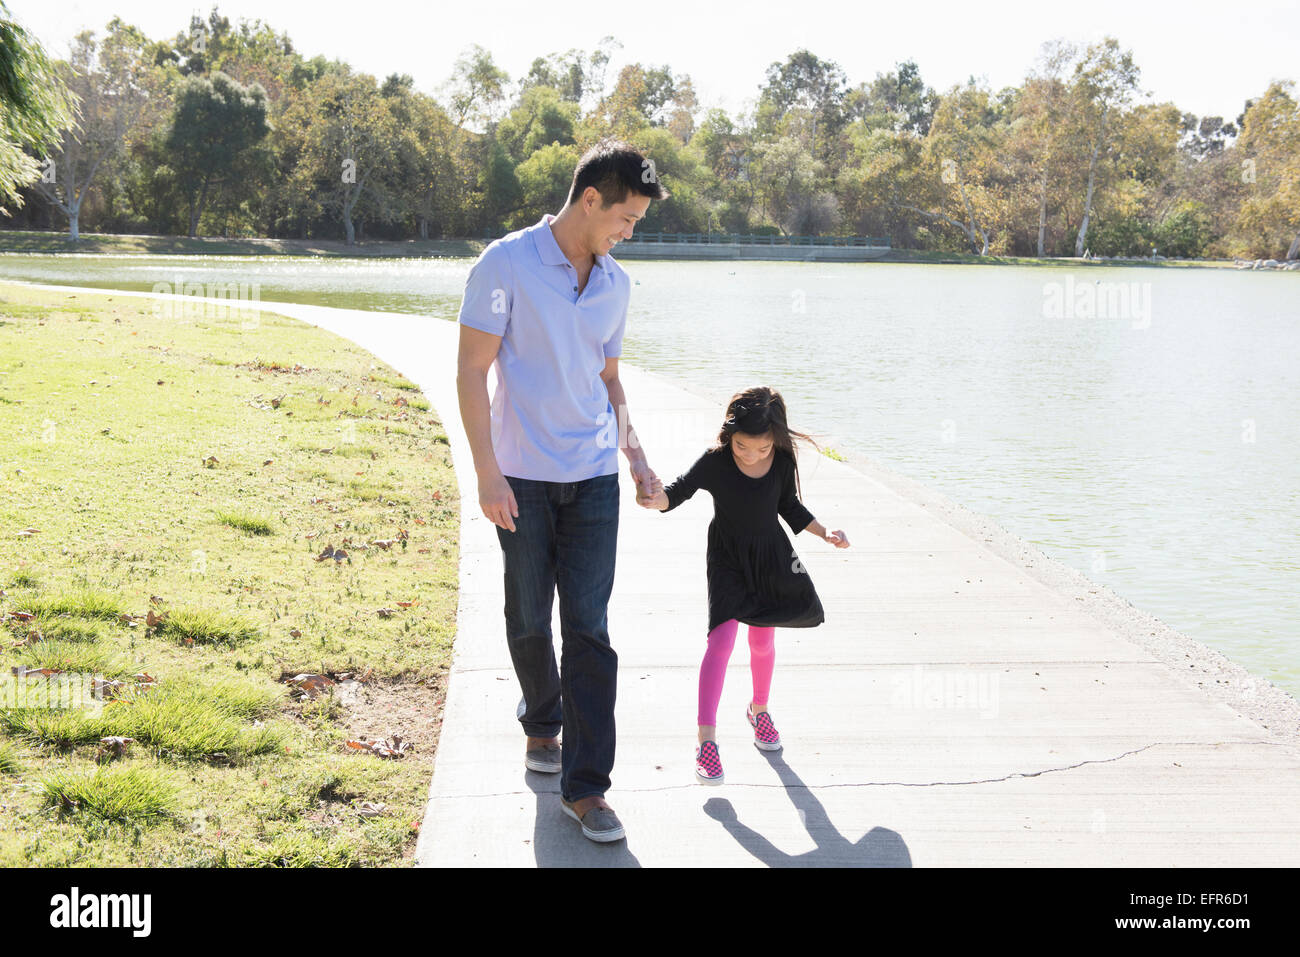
[638,386,850,784]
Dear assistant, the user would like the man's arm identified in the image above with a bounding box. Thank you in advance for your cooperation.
[458,324,517,531]
[601,357,659,503]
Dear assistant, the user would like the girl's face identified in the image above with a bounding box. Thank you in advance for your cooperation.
[731,431,774,468]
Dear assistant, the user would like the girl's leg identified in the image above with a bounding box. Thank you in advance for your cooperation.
[747,625,776,712]
[698,619,738,740]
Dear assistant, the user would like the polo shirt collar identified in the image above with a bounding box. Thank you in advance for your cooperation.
[536,213,606,272]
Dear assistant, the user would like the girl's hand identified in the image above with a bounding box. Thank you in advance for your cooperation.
[631,464,662,505]
[825,529,849,548]
[640,489,668,511]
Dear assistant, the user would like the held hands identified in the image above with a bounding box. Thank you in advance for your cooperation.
[631,462,664,509]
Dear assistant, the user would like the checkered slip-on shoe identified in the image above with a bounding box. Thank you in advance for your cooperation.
[695,740,725,785]
[560,798,626,842]
[747,704,782,751]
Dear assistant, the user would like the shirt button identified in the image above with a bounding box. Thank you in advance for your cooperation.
[573,286,578,291]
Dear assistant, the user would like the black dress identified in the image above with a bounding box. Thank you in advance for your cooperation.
[659,446,825,635]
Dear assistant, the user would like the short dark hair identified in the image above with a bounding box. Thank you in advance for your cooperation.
[567,138,669,208]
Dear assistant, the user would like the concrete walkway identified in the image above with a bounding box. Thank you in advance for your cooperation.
[11,281,1300,866]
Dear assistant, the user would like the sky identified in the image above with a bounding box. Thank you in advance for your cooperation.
[12,0,1299,124]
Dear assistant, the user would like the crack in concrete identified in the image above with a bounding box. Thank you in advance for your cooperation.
[430,740,1286,798]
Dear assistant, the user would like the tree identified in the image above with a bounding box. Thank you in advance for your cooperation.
[32,23,154,240]
[1008,40,1079,256]
[0,0,76,216]
[164,70,269,236]
[756,49,849,164]
[281,68,399,244]
[1231,81,1300,259]
[750,134,828,235]
[512,140,579,228]
[494,84,577,166]
[1071,38,1141,256]
[910,81,1004,255]
[442,44,508,131]
[848,60,937,136]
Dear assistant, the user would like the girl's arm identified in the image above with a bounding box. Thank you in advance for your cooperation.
[799,517,849,547]
[648,450,711,512]
[780,457,850,547]
[801,518,829,541]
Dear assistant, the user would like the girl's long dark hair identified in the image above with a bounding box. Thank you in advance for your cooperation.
[708,386,822,500]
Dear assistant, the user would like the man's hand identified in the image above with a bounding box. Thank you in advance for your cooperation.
[479,471,518,532]
[630,460,662,507]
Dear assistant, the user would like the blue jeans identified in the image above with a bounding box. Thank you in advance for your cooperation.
[496,472,619,803]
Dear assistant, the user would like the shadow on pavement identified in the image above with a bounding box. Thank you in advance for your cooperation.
[704,750,911,867]
[526,772,642,868]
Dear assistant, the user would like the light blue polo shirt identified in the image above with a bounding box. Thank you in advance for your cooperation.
[457,212,631,483]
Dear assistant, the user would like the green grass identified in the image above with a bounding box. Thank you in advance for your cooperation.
[13,638,137,679]
[19,587,128,622]
[2,675,286,759]
[110,684,287,760]
[0,742,20,775]
[154,607,262,647]
[0,228,487,259]
[367,373,419,391]
[39,765,181,826]
[0,281,458,866]
[216,510,275,535]
[1,707,116,749]
[12,617,107,643]
[873,247,1238,269]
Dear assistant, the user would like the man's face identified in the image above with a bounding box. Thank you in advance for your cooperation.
[584,189,650,255]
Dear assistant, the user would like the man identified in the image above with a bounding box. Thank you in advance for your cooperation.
[456,139,668,843]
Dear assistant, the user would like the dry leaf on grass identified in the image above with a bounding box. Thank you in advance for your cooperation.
[12,665,63,678]
[345,735,410,759]
[98,736,135,759]
[314,544,349,563]
[286,673,336,698]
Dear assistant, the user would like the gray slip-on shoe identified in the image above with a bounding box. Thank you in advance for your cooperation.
[560,798,626,843]
[525,741,561,774]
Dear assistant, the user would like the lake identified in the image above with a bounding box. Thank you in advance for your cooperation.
[2,251,1296,698]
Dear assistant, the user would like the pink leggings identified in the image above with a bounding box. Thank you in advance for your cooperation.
[698,618,775,726]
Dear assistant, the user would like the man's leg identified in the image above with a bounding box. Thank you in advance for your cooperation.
[553,472,620,803]
[496,475,563,739]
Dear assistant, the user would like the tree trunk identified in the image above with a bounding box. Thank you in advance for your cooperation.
[342,190,356,245]
[1075,111,1108,257]
[1075,146,1099,257]
[1036,166,1049,257]
[1287,232,1300,261]
[957,181,988,256]
[69,207,79,242]
[189,178,212,238]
